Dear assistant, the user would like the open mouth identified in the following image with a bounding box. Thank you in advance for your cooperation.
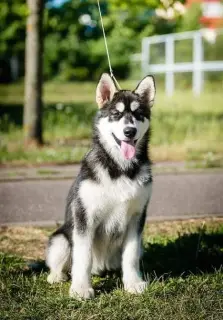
[112,133,137,160]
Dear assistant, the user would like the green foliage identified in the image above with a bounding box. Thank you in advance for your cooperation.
[177,3,202,32]
[1,0,221,82]
[0,0,27,81]
[0,0,27,56]
[43,0,141,80]
[0,0,188,82]
[110,0,159,12]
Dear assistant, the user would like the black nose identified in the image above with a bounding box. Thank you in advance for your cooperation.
[124,127,137,139]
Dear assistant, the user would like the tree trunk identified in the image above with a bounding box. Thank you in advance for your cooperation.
[24,0,44,145]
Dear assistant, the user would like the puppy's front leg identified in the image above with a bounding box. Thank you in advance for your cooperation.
[122,218,148,294]
[69,232,94,299]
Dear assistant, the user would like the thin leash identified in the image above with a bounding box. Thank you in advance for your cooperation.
[96,0,121,89]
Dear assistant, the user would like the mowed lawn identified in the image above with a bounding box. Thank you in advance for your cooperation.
[0,219,223,319]
[0,81,223,167]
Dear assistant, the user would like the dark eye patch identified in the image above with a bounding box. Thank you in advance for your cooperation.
[133,109,145,122]
[111,109,121,116]
[103,90,151,122]
[109,108,123,121]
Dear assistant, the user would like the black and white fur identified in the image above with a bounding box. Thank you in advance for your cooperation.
[46,74,156,299]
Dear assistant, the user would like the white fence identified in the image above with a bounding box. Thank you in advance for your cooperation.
[140,29,223,96]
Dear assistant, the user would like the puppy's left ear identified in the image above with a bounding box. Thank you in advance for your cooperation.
[96,73,117,109]
[134,75,156,108]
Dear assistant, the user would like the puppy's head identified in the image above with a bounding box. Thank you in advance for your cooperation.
[95,73,156,161]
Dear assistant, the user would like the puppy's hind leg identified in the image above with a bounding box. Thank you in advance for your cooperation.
[46,233,71,284]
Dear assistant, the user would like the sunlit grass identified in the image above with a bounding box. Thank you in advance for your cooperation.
[0,82,222,166]
[0,219,223,319]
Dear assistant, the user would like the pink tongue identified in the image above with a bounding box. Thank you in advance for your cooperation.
[120,140,136,160]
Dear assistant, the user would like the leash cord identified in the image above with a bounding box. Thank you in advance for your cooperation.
[97,0,121,89]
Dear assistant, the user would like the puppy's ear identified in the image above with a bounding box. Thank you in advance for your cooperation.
[96,73,117,109]
[134,75,156,108]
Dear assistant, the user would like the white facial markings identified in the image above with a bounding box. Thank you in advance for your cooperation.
[98,115,149,146]
[97,117,136,169]
[130,101,139,112]
[116,102,125,113]
[97,104,150,167]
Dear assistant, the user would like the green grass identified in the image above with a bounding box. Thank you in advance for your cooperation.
[0,220,223,319]
[0,81,223,166]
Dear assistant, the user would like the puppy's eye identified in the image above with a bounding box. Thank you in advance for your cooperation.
[134,109,143,116]
[134,109,144,120]
[112,110,121,116]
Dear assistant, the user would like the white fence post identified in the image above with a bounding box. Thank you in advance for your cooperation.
[193,31,204,96]
[138,29,223,96]
[165,35,175,96]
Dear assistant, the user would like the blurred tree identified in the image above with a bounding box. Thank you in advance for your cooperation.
[23,0,44,145]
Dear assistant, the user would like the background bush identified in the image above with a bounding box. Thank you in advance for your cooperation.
[0,0,222,82]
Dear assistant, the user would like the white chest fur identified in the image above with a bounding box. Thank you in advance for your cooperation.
[78,164,152,232]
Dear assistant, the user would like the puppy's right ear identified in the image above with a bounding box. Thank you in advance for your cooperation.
[96,73,117,109]
[134,75,156,108]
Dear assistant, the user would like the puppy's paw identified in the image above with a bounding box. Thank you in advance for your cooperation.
[69,284,95,300]
[47,272,68,284]
[124,281,148,294]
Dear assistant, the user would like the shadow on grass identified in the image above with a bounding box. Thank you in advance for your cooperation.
[96,230,223,293]
[142,231,223,278]
[2,229,222,295]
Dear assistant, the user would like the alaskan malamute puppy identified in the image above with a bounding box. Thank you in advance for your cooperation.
[46,74,156,299]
